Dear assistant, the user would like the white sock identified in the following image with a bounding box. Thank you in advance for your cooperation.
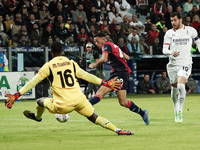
[114,128,121,132]
[171,86,179,113]
[177,84,186,112]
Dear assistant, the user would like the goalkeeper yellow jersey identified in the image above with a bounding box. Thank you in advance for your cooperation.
[20,56,101,103]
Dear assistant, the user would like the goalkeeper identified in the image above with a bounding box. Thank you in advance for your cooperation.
[5,42,133,136]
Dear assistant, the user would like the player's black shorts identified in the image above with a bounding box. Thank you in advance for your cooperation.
[108,71,129,90]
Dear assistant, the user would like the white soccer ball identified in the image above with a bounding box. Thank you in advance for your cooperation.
[55,113,70,123]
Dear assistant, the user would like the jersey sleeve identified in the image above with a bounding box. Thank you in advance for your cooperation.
[163,31,171,45]
[72,60,102,85]
[102,44,112,54]
[191,27,199,41]
[93,51,99,59]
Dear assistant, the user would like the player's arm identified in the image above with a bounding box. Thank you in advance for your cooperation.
[89,52,108,69]
[123,52,130,61]
[192,28,200,53]
[162,32,173,55]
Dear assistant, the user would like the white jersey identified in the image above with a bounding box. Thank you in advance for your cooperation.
[163,25,198,65]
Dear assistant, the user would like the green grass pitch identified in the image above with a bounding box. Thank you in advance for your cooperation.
[0,94,200,150]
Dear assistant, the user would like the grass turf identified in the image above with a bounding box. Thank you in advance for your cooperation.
[0,94,200,150]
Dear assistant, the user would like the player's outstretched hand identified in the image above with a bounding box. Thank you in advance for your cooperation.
[5,92,21,109]
[101,77,122,91]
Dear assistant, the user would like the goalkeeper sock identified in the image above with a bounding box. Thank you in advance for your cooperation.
[95,116,117,131]
[89,95,101,105]
[127,100,145,117]
[177,84,186,112]
[35,103,45,120]
[171,86,179,112]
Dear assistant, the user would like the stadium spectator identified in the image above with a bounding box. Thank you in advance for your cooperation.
[114,0,132,19]
[170,0,183,12]
[159,26,168,46]
[88,25,98,44]
[42,25,56,45]
[150,0,167,24]
[18,35,30,47]
[115,12,123,24]
[193,0,200,9]
[139,37,149,55]
[127,29,140,42]
[127,37,141,55]
[93,0,105,13]
[106,0,115,12]
[111,24,125,44]
[19,5,30,23]
[164,5,173,29]
[165,0,171,7]
[129,14,145,36]
[87,15,100,32]
[83,42,99,98]
[30,5,40,22]
[137,74,155,94]
[53,15,64,32]
[144,16,152,34]
[72,4,88,23]
[176,5,186,20]
[88,32,150,126]
[6,4,17,21]
[156,17,166,32]
[117,37,130,55]
[18,25,31,44]
[188,5,199,21]
[186,74,198,93]
[99,6,109,24]
[183,16,193,27]
[75,16,90,34]
[102,25,111,36]
[56,22,70,41]
[4,13,15,37]
[136,0,149,15]
[0,30,9,47]
[155,71,171,94]
[78,28,90,44]
[39,4,51,24]
[191,15,200,29]
[0,15,7,33]
[45,37,53,47]
[65,17,72,29]
[151,37,162,55]
[109,18,118,33]
[145,24,159,45]
[30,23,42,45]
[31,38,40,47]
[48,0,58,15]
[108,6,118,23]
[0,1,6,17]
[87,6,100,23]
[83,0,95,17]
[0,49,8,72]
[68,23,78,43]
[61,0,70,14]
[53,2,68,22]
[183,0,193,13]
[100,20,109,31]
[121,15,132,37]
[64,36,78,47]
[26,14,38,34]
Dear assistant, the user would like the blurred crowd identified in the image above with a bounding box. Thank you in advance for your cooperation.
[0,0,200,55]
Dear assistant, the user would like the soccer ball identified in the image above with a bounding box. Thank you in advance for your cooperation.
[55,113,70,123]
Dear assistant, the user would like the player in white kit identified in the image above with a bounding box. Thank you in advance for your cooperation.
[162,12,200,122]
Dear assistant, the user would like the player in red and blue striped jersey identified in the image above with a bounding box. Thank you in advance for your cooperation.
[89,32,150,125]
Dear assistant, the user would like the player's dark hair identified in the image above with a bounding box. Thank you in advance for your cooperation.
[170,12,182,19]
[51,41,63,53]
[94,32,106,38]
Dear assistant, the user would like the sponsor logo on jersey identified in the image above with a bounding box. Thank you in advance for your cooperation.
[172,38,189,45]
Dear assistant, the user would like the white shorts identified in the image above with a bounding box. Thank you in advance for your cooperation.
[166,63,192,84]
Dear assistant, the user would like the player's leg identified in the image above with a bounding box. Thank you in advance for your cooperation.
[176,65,191,122]
[117,90,150,125]
[89,86,112,105]
[23,97,46,122]
[77,98,133,135]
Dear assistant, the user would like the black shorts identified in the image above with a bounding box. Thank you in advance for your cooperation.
[108,71,129,90]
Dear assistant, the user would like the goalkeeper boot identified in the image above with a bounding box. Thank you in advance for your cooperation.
[175,111,179,123]
[23,110,42,122]
[116,130,134,135]
[142,109,150,125]
[178,111,183,122]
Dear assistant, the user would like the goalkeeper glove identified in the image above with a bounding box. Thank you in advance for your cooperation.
[5,92,21,109]
[101,77,122,91]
